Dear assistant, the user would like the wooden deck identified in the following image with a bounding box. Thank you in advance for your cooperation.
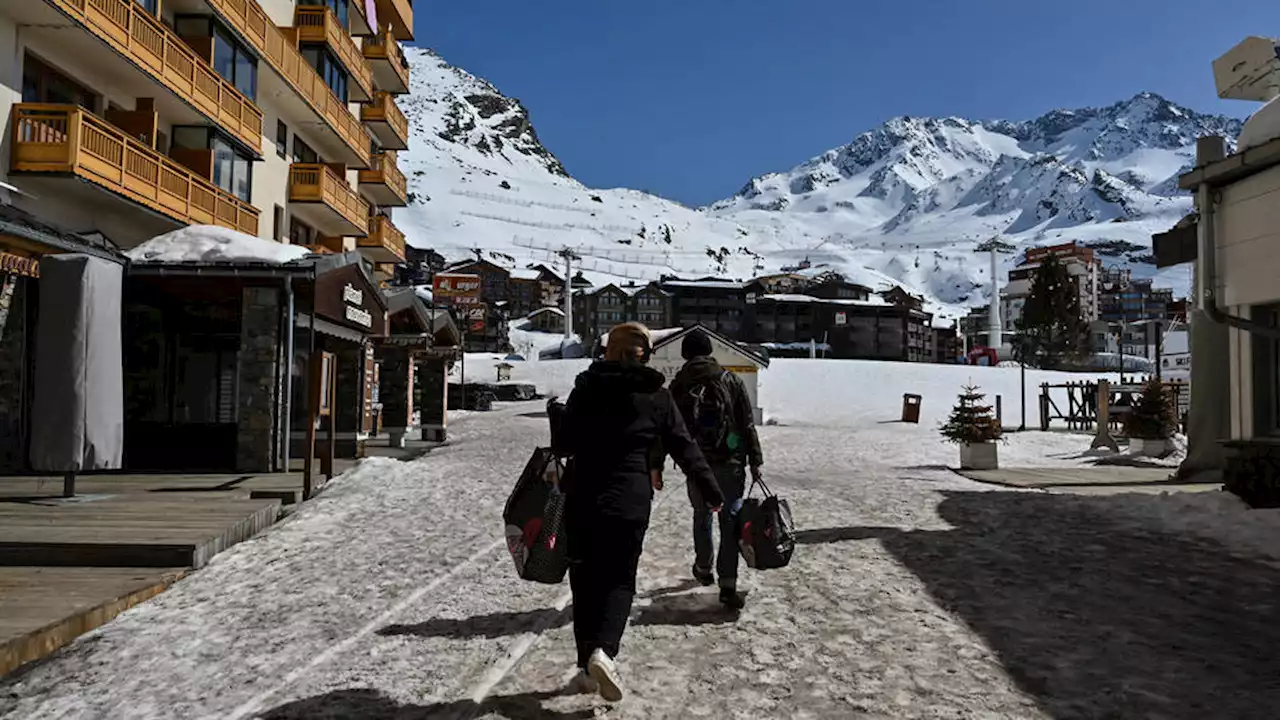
[0,494,281,568]
[0,567,186,677]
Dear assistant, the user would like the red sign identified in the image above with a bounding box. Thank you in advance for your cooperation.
[465,304,486,332]
[450,295,482,306]
[433,273,481,298]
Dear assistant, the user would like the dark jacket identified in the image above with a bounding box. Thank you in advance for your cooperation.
[668,356,764,468]
[552,360,723,522]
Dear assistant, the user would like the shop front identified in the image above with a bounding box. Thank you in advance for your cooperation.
[376,289,461,446]
[290,255,388,461]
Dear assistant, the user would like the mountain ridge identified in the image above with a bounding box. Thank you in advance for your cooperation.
[394,48,1234,321]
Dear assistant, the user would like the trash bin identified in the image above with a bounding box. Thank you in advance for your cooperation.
[902,394,922,424]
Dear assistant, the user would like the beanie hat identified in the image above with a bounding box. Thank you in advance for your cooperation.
[681,329,713,360]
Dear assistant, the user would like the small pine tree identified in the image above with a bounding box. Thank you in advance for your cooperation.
[940,384,1003,445]
[1124,378,1178,439]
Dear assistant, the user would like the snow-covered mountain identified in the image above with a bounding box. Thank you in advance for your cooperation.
[395,48,1241,320]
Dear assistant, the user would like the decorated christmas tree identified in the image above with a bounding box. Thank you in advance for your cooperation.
[1124,378,1179,440]
[940,384,1003,445]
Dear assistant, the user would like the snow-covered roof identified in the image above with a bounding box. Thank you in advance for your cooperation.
[662,280,749,290]
[413,285,433,303]
[1239,95,1280,151]
[762,341,832,351]
[528,306,564,317]
[126,225,311,265]
[758,293,890,307]
[510,269,542,281]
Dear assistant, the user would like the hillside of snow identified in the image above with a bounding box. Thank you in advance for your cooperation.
[395,48,1241,321]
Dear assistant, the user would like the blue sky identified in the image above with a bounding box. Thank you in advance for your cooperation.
[415,0,1279,206]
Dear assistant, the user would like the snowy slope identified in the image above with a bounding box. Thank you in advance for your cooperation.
[395,48,1240,321]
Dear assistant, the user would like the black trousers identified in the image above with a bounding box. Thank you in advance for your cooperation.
[567,511,649,669]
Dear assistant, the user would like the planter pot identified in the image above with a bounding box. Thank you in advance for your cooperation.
[960,442,999,470]
[1134,437,1172,458]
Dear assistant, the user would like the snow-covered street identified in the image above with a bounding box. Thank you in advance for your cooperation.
[4,389,1280,718]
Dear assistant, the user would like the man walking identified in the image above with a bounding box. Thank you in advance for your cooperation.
[666,329,763,610]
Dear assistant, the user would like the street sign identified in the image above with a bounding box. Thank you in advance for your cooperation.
[433,273,481,298]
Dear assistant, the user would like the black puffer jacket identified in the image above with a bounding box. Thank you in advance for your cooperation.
[552,360,722,522]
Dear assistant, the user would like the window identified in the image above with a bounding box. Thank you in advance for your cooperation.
[273,205,284,241]
[289,217,317,246]
[300,0,350,29]
[301,46,347,100]
[293,136,318,164]
[210,23,257,100]
[134,0,158,14]
[22,54,97,110]
[171,126,253,203]
[275,120,288,158]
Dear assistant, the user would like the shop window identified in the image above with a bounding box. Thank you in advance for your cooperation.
[171,126,253,203]
[1252,304,1280,436]
[21,54,98,110]
[301,46,348,100]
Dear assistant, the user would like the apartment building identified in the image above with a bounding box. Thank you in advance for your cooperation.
[1002,242,1101,326]
[0,0,417,472]
[1,0,411,278]
[660,278,748,338]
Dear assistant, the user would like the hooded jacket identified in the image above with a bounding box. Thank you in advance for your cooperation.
[668,356,764,468]
[552,360,723,522]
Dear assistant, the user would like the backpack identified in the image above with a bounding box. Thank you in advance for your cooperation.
[737,475,796,571]
[687,371,737,457]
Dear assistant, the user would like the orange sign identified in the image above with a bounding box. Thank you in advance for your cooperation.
[433,273,481,298]
[0,251,39,278]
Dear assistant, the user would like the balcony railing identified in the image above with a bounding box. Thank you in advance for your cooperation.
[202,0,371,166]
[361,92,409,150]
[374,0,414,41]
[357,151,408,206]
[294,5,374,102]
[46,0,263,151]
[358,214,406,264]
[288,163,369,236]
[11,104,259,234]
[362,30,410,94]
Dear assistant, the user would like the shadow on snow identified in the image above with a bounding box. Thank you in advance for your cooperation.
[259,687,593,720]
[804,489,1280,719]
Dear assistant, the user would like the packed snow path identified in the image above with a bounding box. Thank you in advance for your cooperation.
[3,405,1280,719]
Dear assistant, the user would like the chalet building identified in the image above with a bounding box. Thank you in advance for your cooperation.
[573,282,673,339]
[527,306,565,334]
[660,278,748,338]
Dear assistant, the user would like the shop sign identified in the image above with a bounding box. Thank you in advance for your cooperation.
[382,333,433,351]
[433,273,481,298]
[343,282,372,328]
[835,312,847,326]
[466,304,486,332]
[0,251,39,278]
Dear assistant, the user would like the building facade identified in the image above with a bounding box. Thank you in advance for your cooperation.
[661,278,748,338]
[0,0,418,472]
[1002,242,1101,327]
[573,282,673,339]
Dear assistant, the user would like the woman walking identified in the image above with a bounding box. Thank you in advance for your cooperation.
[551,322,723,702]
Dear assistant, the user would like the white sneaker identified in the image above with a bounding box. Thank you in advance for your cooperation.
[587,648,624,702]
[566,670,599,695]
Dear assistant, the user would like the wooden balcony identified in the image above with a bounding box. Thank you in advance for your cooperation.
[357,151,408,207]
[362,30,409,94]
[11,104,259,235]
[44,0,263,151]
[201,0,371,167]
[374,0,414,41]
[306,236,346,254]
[288,163,369,237]
[361,92,409,151]
[294,5,374,103]
[358,214,406,264]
